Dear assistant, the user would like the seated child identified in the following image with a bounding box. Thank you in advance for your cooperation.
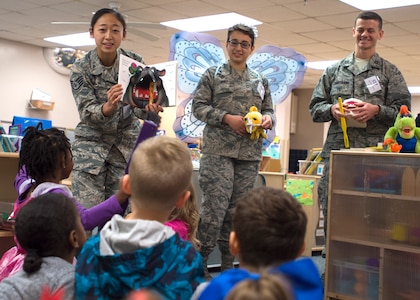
[75,135,204,300]
[225,273,293,300]
[127,183,200,248]
[0,193,87,300]
[165,183,200,249]
[0,125,128,281]
[194,186,323,300]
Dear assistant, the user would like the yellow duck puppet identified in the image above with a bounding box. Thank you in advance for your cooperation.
[243,106,268,140]
[383,105,420,153]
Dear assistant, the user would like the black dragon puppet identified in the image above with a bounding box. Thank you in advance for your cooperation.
[123,64,169,125]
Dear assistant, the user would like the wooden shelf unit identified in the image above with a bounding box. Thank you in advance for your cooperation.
[0,152,19,257]
[325,150,420,300]
[0,152,19,203]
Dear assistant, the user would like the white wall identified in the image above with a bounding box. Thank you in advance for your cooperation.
[0,39,79,129]
[274,93,292,173]
[412,98,420,116]
[290,89,325,151]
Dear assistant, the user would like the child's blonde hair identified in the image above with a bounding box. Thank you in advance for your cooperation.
[129,136,193,209]
[167,183,200,249]
[225,272,293,300]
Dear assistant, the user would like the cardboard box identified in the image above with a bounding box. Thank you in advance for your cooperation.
[260,157,281,172]
[28,99,55,111]
[260,156,271,171]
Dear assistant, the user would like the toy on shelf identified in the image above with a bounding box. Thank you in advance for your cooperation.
[383,105,420,153]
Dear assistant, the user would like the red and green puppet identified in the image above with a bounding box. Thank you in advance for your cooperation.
[383,105,420,153]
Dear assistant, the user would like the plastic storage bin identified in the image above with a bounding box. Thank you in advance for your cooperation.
[298,160,324,175]
[334,260,379,300]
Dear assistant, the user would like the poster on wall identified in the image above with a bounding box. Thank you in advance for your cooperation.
[118,55,177,108]
[285,178,315,206]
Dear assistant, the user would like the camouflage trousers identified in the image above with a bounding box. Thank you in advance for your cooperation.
[197,154,260,257]
[318,157,330,238]
[72,145,126,209]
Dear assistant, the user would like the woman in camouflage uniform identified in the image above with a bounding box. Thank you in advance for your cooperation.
[70,8,162,209]
[192,24,275,279]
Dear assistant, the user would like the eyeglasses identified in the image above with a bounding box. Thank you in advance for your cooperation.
[227,40,251,49]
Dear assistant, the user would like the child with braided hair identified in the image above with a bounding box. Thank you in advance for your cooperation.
[0,193,87,300]
[0,124,129,281]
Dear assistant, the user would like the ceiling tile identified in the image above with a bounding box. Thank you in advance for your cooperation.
[1,0,420,90]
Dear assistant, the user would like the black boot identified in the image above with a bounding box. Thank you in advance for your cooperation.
[221,254,235,272]
[201,255,213,281]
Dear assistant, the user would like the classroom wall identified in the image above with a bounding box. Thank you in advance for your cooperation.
[290,89,325,150]
[0,39,79,129]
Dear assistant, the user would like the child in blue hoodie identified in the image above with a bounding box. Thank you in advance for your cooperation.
[193,186,323,300]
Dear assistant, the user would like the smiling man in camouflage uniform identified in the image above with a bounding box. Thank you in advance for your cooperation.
[309,11,411,263]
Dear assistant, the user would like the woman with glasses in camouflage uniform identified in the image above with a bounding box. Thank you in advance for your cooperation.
[192,24,275,280]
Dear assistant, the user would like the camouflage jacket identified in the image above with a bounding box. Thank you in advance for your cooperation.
[309,52,411,157]
[192,62,275,160]
[70,49,146,175]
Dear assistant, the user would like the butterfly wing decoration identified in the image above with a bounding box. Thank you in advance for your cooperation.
[169,31,225,95]
[247,45,307,105]
[168,31,307,144]
[172,94,205,142]
[169,31,224,143]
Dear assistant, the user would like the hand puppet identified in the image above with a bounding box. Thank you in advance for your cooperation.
[243,106,268,140]
[124,65,169,109]
[383,105,420,153]
[123,64,168,126]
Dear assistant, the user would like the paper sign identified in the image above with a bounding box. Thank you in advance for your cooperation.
[118,54,145,95]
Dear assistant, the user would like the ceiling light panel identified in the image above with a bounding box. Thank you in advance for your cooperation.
[340,0,420,10]
[44,32,95,47]
[161,12,262,32]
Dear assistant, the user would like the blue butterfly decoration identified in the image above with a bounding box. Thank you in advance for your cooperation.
[168,31,307,144]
